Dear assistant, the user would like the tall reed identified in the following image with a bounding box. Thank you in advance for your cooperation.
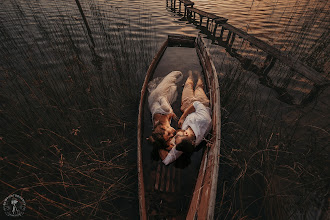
[0,0,156,218]
[206,0,329,219]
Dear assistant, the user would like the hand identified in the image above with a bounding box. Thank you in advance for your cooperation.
[158,149,168,161]
[166,144,174,151]
[178,118,184,128]
[171,113,178,121]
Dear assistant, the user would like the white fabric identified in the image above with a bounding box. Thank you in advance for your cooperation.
[148,71,183,119]
[162,146,183,165]
[182,101,212,146]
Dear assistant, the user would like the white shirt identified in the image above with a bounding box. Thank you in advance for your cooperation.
[162,101,212,165]
[149,96,173,118]
[162,146,183,165]
[182,101,212,146]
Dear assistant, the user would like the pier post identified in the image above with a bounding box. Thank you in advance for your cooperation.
[219,26,225,40]
[229,33,236,48]
[199,16,203,27]
[262,55,277,77]
[226,31,232,44]
[179,2,181,14]
[173,0,176,11]
[206,18,210,30]
[74,0,95,48]
[166,0,168,7]
[212,23,218,40]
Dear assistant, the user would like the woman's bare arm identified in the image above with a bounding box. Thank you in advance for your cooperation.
[168,112,178,121]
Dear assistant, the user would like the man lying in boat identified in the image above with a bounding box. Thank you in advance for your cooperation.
[147,71,183,148]
[160,71,212,165]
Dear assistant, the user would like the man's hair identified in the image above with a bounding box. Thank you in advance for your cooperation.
[176,137,195,153]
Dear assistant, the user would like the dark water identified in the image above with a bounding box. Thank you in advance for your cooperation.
[0,0,329,219]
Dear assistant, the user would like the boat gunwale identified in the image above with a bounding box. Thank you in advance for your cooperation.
[137,39,169,220]
[137,34,221,220]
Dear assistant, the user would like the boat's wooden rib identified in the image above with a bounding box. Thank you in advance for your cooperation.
[137,34,221,219]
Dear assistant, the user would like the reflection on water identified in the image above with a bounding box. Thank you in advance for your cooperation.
[193,0,329,48]
[0,0,328,219]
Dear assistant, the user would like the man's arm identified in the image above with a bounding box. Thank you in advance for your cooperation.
[159,149,168,161]
[178,103,195,128]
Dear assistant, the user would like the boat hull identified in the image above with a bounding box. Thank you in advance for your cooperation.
[137,35,221,219]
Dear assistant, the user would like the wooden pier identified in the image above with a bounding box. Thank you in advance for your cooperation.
[167,0,194,17]
[218,22,327,85]
[186,7,228,33]
[165,0,329,93]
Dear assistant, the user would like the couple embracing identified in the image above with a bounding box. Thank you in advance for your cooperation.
[147,70,212,165]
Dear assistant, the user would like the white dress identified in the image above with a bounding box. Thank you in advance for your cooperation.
[148,71,183,120]
[181,101,212,146]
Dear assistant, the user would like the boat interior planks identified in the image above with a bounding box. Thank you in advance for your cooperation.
[138,35,221,219]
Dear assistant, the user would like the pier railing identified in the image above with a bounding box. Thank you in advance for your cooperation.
[167,0,329,104]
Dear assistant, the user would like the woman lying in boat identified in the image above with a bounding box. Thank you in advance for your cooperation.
[160,71,212,165]
[147,71,183,148]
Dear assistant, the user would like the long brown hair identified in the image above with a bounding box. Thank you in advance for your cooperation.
[148,125,167,148]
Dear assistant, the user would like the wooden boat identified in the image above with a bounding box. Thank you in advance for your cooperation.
[137,34,221,219]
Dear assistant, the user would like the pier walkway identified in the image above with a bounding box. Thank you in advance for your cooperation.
[166,0,329,105]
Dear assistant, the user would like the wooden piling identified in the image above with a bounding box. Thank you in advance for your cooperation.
[212,23,218,40]
[180,0,194,18]
[262,55,277,76]
[226,31,232,44]
[74,0,95,48]
[179,1,181,14]
[219,26,225,40]
[229,33,236,48]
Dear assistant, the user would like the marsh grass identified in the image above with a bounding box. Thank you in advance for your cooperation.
[0,0,329,219]
[0,0,157,219]
[212,58,328,219]
[208,1,329,219]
